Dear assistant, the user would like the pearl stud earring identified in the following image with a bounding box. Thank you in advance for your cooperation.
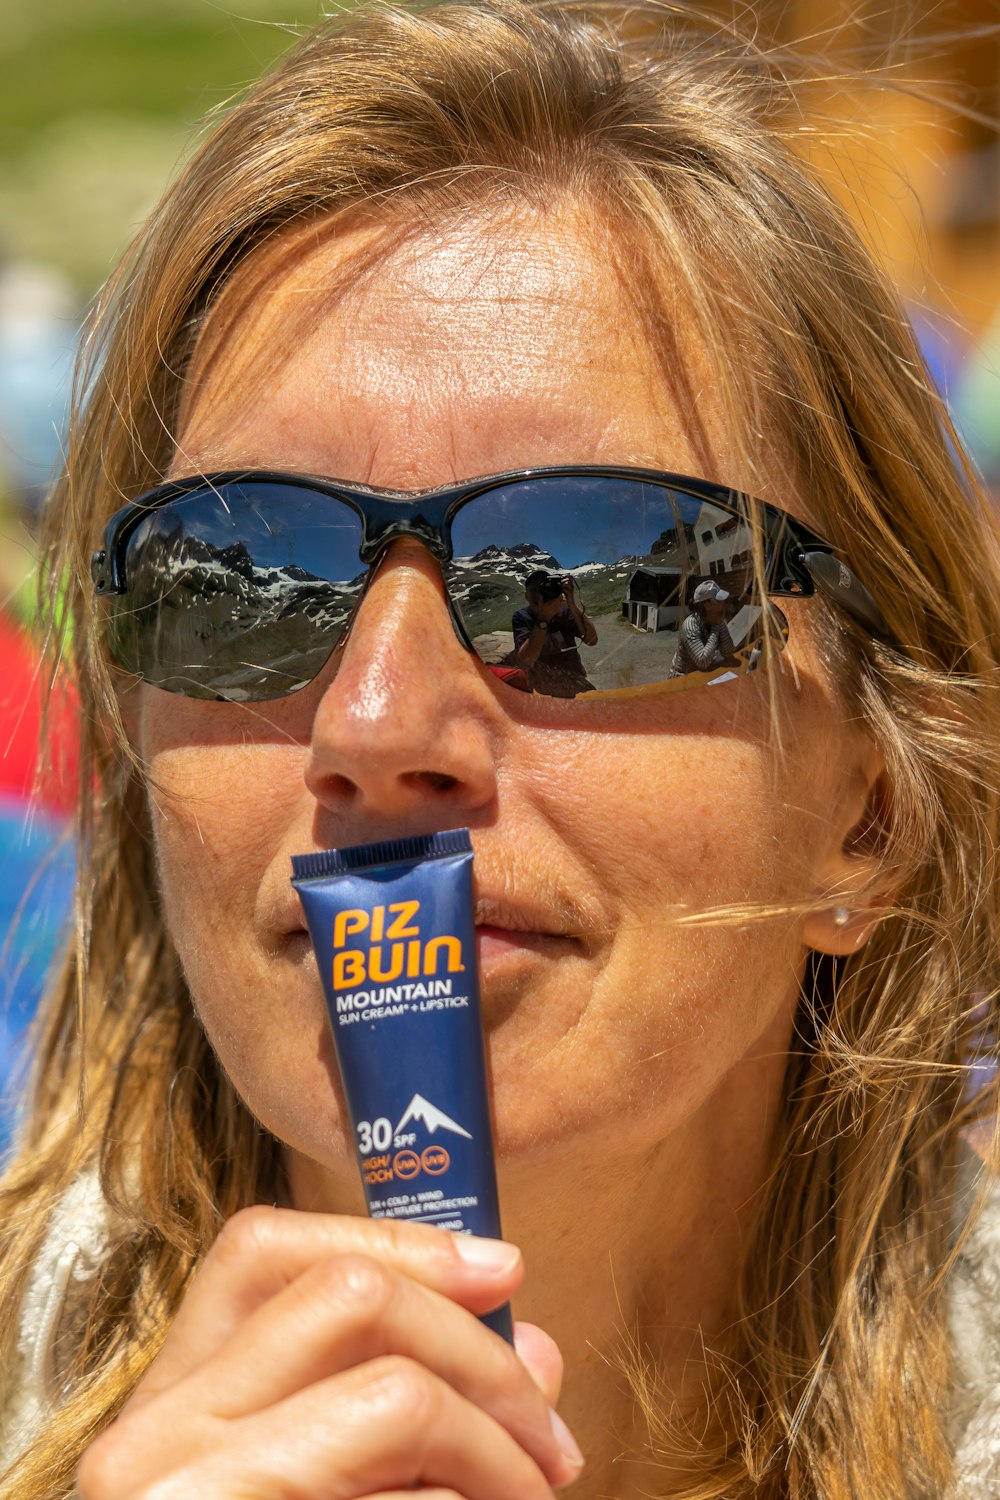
[833,907,851,928]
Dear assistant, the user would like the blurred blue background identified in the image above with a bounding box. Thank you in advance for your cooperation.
[0,799,75,1154]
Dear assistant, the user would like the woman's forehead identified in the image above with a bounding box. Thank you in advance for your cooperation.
[172,206,800,513]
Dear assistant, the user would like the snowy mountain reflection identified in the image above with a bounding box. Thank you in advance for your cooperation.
[115,521,359,699]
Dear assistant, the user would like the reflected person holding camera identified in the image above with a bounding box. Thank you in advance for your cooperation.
[512,568,598,698]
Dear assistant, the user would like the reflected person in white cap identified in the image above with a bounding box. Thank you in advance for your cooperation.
[670,578,740,677]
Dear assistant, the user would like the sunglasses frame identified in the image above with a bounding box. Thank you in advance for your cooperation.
[91,464,893,683]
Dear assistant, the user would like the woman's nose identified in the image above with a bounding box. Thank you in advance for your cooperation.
[303,538,502,819]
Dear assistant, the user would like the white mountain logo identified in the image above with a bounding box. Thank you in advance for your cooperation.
[394,1094,473,1139]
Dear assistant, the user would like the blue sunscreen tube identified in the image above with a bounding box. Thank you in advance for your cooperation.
[291,829,512,1342]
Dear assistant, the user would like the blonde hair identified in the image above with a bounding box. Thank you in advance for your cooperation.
[2,3,998,1496]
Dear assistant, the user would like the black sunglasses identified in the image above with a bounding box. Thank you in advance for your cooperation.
[91,465,890,704]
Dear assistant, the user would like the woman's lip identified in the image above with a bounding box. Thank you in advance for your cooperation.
[473,896,577,936]
[475,923,579,958]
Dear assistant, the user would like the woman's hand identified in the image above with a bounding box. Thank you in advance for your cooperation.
[76,1206,582,1499]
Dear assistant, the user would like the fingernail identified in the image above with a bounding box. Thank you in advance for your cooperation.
[549,1407,585,1474]
[452,1235,522,1275]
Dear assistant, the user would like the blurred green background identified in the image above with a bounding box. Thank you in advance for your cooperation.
[0,0,330,295]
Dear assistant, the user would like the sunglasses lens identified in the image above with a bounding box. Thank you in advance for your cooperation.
[109,472,792,703]
[447,476,787,699]
[110,482,365,700]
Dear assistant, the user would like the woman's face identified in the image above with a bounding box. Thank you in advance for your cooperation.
[132,206,878,1211]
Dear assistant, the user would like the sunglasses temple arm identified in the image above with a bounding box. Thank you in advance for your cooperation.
[798,549,895,644]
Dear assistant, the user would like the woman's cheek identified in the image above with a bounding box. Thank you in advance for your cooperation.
[143,737,295,967]
[146,751,344,1155]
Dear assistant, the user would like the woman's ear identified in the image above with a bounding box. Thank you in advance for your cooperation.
[802,741,893,957]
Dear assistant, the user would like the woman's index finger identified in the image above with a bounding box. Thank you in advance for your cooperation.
[133,1205,522,1399]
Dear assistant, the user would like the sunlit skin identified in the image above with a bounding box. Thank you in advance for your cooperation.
[127,204,883,1496]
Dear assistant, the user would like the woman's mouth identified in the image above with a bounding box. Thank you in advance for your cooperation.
[274,877,596,979]
[473,899,583,974]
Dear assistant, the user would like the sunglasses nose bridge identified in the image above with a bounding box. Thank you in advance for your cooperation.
[355,499,470,647]
[356,495,452,569]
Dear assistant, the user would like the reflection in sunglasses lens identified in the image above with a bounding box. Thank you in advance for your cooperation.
[447,478,787,699]
[111,475,790,702]
[114,483,366,700]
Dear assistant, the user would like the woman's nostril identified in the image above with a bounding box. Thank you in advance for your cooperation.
[409,771,459,793]
[324,773,360,802]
